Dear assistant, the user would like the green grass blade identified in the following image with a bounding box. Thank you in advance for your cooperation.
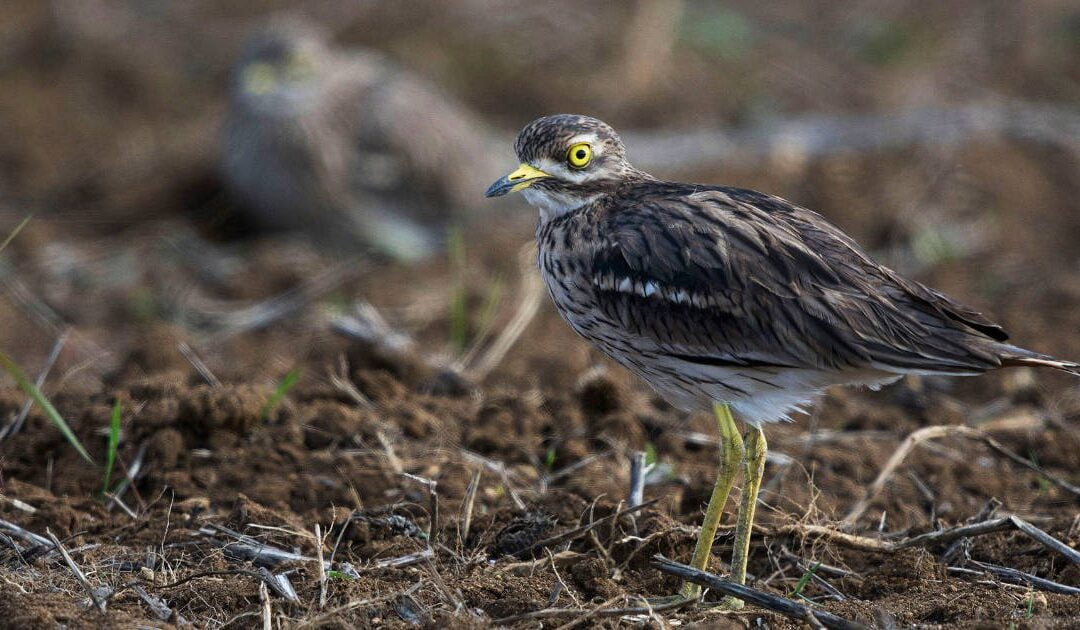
[0,212,33,255]
[261,369,300,421]
[0,349,93,463]
[102,399,121,493]
[790,561,821,598]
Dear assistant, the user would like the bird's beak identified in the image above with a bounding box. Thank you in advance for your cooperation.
[485,163,550,198]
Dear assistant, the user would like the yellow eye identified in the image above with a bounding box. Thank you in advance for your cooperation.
[567,143,592,169]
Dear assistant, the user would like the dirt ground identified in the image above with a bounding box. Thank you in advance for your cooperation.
[2,2,1080,628]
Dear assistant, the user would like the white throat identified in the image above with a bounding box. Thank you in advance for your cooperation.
[523,187,597,223]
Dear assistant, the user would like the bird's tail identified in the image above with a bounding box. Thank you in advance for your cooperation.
[1000,345,1080,376]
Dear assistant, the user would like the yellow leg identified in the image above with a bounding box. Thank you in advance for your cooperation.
[723,424,767,609]
[679,402,744,600]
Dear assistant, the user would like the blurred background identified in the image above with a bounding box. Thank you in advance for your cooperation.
[1,0,1079,392]
[2,0,1080,393]
[1,3,1080,624]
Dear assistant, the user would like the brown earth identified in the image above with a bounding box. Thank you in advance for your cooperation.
[2,1,1080,628]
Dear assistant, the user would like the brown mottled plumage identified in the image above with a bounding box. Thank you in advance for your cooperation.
[487,114,1078,603]
[489,114,1078,425]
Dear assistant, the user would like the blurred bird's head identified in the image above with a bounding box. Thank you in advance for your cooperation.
[232,21,329,110]
[486,115,644,221]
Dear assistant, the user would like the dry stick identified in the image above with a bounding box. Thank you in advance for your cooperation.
[401,472,439,543]
[842,425,1080,526]
[0,496,37,514]
[151,569,265,590]
[201,523,323,568]
[775,518,1014,553]
[777,547,860,580]
[106,442,146,513]
[552,595,628,630]
[500,550,585,577]
[46,528,106,613]
[979,435,1080,497]
[776,514,1080,585]
[492,595,693,625]
[131,583,183,622]
[331,299,415,354]
[511,499,658,559]
[374,548,434,569]
[328,508,357,570]
[967,560,1080,595]
[177,341,221,388]
[460,449,528,510]
[545,452,610,487]
[203,263,354,340]
[104,492,138,519]
[295,582,425,629]
[1,329,69,439]
[0,518,53,548]
[255,566,298,602]
[258,580,272,630]
[652,556,869,630]
[843,426,966,525]
[1009,515,1080,567]
[628,451,646,509]
[459,468,482,548]
[893,517,1014,551]
[314,523,327,610]
[375,430,404,475]
[467,242,544,379]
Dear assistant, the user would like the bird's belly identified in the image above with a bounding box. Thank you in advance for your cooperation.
[539,265,752,409]
[538,257,898,425]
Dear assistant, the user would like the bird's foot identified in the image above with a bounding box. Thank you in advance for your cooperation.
[675,584,746,612]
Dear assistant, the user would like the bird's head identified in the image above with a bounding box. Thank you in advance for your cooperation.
[232,20,328,107]
[486,115,641,220]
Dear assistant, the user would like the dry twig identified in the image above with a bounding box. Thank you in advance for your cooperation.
[47,528,106,613]
[492,595,693,625]
[652,555,868,630]
[843,425,1080,525]
[259,580,271,630]
[967,560,1080,595]
[177,341,221,388]
[510,499,658,559]
[467,242,545,379]
[628,451,647,509]
[314,523,327,609]
[458,468,482,548]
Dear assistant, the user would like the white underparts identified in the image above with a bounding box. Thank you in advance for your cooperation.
[524,188,599,223]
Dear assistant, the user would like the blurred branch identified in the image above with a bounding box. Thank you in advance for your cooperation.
[627,102,1080,174]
